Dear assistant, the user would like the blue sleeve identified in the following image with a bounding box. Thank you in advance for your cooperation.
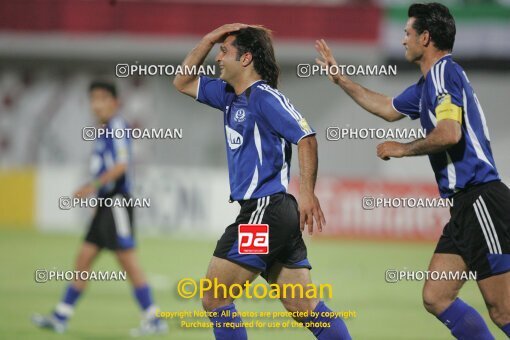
[392,83,421,120]
[431,63,463,109]
[257,88,316,144]
[196,76,228,111]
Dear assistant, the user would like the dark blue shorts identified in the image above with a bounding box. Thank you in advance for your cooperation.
[85,194,135,251]
[213,192,311,279]
[435,181,510,280]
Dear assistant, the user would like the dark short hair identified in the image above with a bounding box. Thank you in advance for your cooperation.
[408,3,456,52]
[89,80,117,98]
[228,26,280,89]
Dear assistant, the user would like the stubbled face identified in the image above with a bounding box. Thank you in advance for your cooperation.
[89,88,118,124]
[216,35,244,84]
[402,17,424,63]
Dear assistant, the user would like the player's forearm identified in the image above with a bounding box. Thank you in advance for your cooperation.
[173,38,214,91]
[297,135,318,195]
[338,78,402,122]
[94,163,127,188]
[403,137,450,156]
[403,120,461,156]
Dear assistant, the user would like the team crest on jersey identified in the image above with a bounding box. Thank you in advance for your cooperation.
[225,125,243,150]
[234,109,246,123]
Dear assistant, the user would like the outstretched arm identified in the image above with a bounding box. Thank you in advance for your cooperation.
[173,23,247,98]
[315,39,404,122]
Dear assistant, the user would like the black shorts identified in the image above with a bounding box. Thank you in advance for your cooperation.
[435,181,510,280]
[213,192,311,278]
[84,194,135,251]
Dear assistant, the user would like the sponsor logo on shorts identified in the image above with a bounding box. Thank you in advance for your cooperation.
[238,224,269,254]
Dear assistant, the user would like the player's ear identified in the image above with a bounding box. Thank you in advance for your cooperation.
[241,52,253,67]
[421,30,431,47]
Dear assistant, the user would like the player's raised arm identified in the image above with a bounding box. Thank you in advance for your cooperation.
[315,39,404,122]
[173,23,247,98]
[297,135,326,235]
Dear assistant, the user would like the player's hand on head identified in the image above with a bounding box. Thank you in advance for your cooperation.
[299,193,326,235]
[315,39,342,85]
[204,23,248,45]
[377,141,407,161]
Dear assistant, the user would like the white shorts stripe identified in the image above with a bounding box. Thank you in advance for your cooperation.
[256,196,270,224]
[248,198,263,224]
[111,196,131,238]
[473,200,496,254]
[478,196,502,253]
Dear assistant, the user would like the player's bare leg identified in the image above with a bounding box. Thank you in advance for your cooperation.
[478,271,510,333]
[73,242,101,290]
[202,256,259,340]
[423,253,494,339]
[422,253,466,315]
[267,262,351,339]
[202,256,259,311]
[32,242,100,332]
[115,248,147,288]
[115,248,168,336]
[267,263,318,319]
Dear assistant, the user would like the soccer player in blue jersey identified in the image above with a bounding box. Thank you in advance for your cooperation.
[32,81,167,336]
[174,24,352,340]
[316,3,510,339]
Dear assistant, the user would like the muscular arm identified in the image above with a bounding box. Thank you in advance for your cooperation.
[297,135,326,234]
[172,39,215,98]
[405,119,462,156]
[336,78,404,122]
[315,39,404,122]
[377,119,462,160]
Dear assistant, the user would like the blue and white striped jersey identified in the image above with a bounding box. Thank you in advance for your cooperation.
[393,54,500,197]
[196,76,316,201]
[90,114,132,197]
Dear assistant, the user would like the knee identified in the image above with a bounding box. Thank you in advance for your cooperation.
[422,284,456,316]
[201,291,231,312]
[281,298,318,321]
[486,301,510,327]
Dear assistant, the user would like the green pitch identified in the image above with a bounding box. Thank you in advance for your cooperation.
[0,229,503,339]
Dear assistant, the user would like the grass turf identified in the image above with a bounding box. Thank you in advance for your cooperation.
[0,229,503,339]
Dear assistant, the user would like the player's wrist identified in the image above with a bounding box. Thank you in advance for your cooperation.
[90,179,102,190]
[201,36,216,47]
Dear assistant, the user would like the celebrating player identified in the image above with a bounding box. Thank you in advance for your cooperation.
[316,3,510,339]
[32,81,167,336]
[174,24,352,339]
